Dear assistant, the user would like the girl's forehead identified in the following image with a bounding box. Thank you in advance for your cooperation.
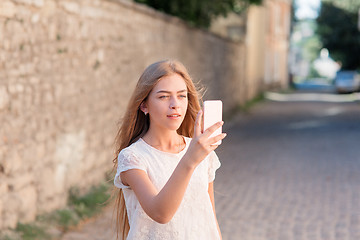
[153,74,187,92]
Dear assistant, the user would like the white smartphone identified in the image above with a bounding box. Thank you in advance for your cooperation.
[203,100,223,145]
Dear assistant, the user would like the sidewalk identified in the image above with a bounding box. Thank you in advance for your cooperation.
[61,206,115,240]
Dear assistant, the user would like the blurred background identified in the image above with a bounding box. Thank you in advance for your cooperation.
[290,0,360,93]
[0,0,359,239]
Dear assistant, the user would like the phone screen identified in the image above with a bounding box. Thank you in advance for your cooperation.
[203,100,223,145]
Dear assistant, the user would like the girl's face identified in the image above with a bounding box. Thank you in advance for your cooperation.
[143,73,188,132]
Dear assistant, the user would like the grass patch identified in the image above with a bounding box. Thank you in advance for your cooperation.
[53,209,80,231]
[0,181,112,240]
[15,223,51,240]
[69,183,110,219]
[240,93,265,112]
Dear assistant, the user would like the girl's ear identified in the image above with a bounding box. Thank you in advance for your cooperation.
[140,101,148,115]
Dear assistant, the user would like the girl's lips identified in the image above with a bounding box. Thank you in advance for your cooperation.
[167,114,181,119]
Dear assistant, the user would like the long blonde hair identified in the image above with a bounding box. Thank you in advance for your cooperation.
[112,60,202,239]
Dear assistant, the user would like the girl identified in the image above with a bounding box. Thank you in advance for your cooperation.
[113,60,226,240]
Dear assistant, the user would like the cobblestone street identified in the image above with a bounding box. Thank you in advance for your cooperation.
[216,94,360,240]
[62,93,360,240]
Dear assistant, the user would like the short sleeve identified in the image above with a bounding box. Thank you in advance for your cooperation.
[114,148,147,189]
[208,151,221,183]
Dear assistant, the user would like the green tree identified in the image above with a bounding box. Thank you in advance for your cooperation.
[134,0,263,28]
[321,0,360,14]
[316,1,360,70]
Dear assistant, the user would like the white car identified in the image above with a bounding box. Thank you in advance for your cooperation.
[335,71,360,93]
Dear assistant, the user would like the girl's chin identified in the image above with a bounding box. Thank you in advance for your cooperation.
[165,122,183,131]
[168,125,182,131]
[151,118,184,131]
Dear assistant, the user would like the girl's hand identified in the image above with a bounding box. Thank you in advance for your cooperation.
[183,110,227,168]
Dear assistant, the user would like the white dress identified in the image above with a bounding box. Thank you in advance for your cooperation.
[114,136,221,240]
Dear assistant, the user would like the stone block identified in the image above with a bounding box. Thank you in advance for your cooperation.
[0,39,4,58]
[81,6,103,19]
[2,193,21,229]
[2,39,10,51]
[48,22,57,40]
[40,0,56,18]
[7,63,36,78]
[0,198,3,229]
[29,77,40,84]
[44,90,54,104]
[84,151,97,171]
[0,146,5,169]
[8,173,33,191]
[0,1,16,18]
[13,0,44,8]
[60,1,80,14]
[0,86,9,111]
[36,167,55,199]
[31,14,40,23]
[35,130,47,142]
[80,22,89,38]
[54,131,86,175]
[3,150,22,175]
[8,83,24,94]
[17,186,37,222]
[0,180,8,195]
[36,142,46,161]
[37,193,66,214]
[36,166,65,202]
[2,210,17,229]
[4,20,26,50]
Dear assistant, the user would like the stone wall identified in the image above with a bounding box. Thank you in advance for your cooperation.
[0,0,249,229]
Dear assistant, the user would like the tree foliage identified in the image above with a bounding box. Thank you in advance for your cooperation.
[316,1,360,70]
[321,0,360,14]
[134,0,263,28]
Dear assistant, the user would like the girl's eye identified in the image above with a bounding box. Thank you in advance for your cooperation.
[159,96,169,99]
[179,95,187,98]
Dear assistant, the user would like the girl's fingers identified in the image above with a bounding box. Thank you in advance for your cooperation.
[209,144,219,151]
[202,121,224,139]
[208,133,227,145]
[193,110,203,138]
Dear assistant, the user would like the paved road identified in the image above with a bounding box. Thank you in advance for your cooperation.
[216,92,360,240]
[62,91,360,240]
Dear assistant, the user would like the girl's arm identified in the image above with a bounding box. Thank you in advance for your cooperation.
[120,156,195,224]
[208,181,222,240]
[120,111,226,224]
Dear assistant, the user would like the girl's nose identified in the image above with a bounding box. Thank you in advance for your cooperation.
[170,104,178,109]
[170,98,179,109]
